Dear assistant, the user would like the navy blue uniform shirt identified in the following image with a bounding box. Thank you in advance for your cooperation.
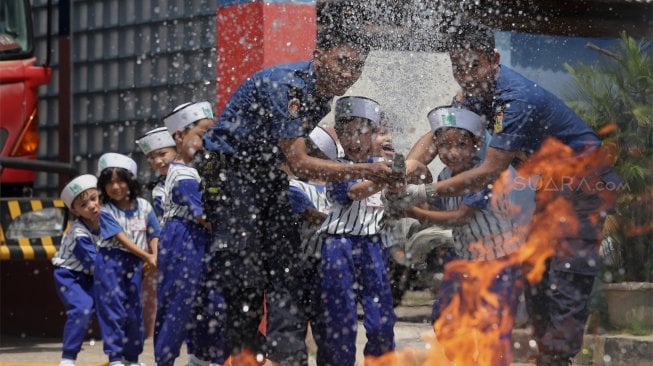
[203,61,332,167]
[459,65,601,156]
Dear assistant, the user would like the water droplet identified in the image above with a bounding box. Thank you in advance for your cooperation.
[603,354,611,363]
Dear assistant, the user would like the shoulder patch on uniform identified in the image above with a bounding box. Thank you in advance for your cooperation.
[288,98,301,118]
[494,105,504,133]
[287,86,302,119]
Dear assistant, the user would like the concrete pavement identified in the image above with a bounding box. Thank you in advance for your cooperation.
[2,291,651,365]
[1,321,434,366]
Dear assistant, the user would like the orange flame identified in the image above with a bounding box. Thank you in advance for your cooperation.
[225,350,264,366]
[621,192,653,237]
[597,122,618,137]
[364,137,616,366]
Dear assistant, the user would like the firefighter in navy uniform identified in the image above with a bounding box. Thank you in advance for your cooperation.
[403,25,621,366]
[198,3,404,365]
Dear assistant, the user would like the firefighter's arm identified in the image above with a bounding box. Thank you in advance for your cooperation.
[279,137,403,186]
[431,147,515,197]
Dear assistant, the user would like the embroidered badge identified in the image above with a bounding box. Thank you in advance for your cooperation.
[441,113,456,126]
[494,106,504,133]
[69,183,83,194]
[202,106,214,119]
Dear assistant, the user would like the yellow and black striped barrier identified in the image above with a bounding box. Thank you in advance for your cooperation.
[0,198,68,260]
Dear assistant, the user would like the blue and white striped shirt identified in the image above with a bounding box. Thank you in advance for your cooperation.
[162,162,204,224]
[289,178,330,257]
[99,198,160,251]
[51,218,102,273]
[318,159,386,239]
[151,177,166,222]
[433,165,532,261]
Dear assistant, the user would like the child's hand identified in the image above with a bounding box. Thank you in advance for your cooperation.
[197,216,212,231]
[405,160,433,184]
[145,253,157,269]
[364,161,404,186]
[386,179,406,192]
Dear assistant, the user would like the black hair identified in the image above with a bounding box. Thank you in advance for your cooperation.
[444,22,496,59]
[316,1,370,53]
[67,188,99,221]
[71,188,95,208]
[379,110,395,129]
[97,167,142,204]
[171,120,200,142]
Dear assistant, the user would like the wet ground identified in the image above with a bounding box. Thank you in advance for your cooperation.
[0,291,467,365]
[0,321,436,365]
[1,291,651,365]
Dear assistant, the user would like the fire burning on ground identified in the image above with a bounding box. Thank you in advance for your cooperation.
[223,137,627,366]
[362,137,617,366]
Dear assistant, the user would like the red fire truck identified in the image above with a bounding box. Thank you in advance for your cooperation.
[0,0,51,197]
[0,0,71,336]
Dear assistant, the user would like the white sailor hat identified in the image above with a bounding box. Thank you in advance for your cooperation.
[60,174,98,208]
[309,126,339,160]
[164,101,214,134]
[335,96,382,125]
[97,152,138,177]
[136,127,176,154]
[427,106,485,137]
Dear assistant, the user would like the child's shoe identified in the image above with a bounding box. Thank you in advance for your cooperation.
[58,360,75,366]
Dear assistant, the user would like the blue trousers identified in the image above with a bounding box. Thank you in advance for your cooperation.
[53,268,95,361]
[154,219,228,365]
[314,234,396,366]
[525,188,614,364]
[525,260,595,362]
[94,248,144,363]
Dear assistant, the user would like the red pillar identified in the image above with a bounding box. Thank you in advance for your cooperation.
[215,1,316,115]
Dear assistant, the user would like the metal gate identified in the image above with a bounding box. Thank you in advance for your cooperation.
[31,0,216,196]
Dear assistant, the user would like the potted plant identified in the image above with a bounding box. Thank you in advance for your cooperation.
[564,33,653,330]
